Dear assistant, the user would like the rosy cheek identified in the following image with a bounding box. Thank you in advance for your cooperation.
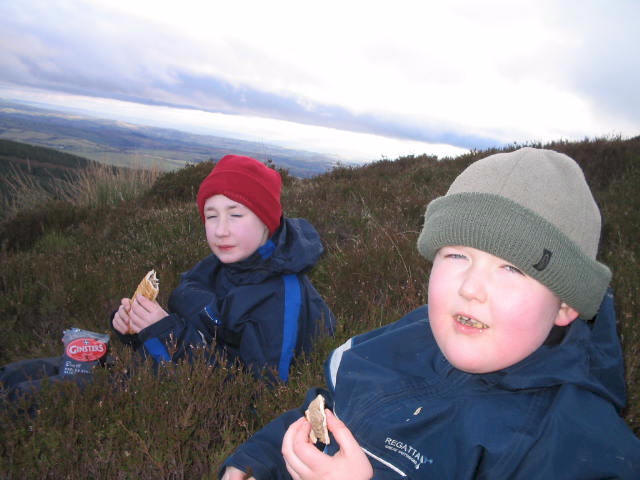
[427,270,450,305]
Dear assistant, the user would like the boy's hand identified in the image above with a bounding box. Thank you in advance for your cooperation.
[112,298,132,334]
[220,466,255,480]
[282,409,373,480]
[127,294,168,333]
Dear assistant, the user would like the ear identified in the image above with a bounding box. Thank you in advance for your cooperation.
[554,303,580,327]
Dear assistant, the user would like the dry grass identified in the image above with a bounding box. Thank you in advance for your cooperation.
[1,161,160,219]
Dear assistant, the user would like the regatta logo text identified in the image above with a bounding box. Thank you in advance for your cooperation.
[384,437,433,470]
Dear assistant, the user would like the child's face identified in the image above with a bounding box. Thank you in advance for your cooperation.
[203,194,269,263]
[428,246,577,374]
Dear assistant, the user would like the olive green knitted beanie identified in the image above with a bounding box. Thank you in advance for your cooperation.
[417,147,611,319]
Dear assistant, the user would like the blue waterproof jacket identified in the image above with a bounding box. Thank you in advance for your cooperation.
[222,290,640,478]
[114,218,335,382]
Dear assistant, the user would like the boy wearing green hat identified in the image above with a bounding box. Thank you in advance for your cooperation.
[221,147,640,479]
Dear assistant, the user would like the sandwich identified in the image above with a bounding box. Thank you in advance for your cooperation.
[126,269,159,334]
[305,394,330,444]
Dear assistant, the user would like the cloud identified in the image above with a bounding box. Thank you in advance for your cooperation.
[0,84,470,161]
[0,1,498,150]
[557,1,640,129]
[0,0,638,159]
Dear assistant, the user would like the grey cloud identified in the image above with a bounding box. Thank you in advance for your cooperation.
[168,72,501,149]
[8,60,499,150]
[0,2,498,151]
[12,1,615,150]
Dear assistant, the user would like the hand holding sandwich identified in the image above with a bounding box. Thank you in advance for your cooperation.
[112,270,167,335]
[281,409,373,480]
[112,294,168,335]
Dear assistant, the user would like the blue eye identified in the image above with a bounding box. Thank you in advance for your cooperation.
[504,264,524,275]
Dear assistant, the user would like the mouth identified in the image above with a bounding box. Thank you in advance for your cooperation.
[217,245,234,251]
[455,314,489,330]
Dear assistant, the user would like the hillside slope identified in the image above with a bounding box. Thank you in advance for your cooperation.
[0,136,638,477]
[0,101,341,175]
[0,137,95,180]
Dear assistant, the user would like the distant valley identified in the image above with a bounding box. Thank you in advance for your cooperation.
[0,100,347,177]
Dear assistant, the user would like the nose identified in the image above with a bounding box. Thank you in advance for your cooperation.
[458,266,487,303]
[214,216,229,237]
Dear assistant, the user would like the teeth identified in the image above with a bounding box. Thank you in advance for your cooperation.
[456,315,489,329]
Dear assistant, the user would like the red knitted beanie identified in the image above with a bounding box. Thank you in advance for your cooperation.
[196,155,282,235]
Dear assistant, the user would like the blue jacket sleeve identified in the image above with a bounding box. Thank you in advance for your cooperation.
[504,386,640,479]
[168,265,218,323]
[134,260,228,364]
[110,301,223,365]
[220,387,333,479]
[135,312,214,363]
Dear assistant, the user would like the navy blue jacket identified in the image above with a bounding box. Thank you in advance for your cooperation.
[114,218,335,382]
[222,290,640,478]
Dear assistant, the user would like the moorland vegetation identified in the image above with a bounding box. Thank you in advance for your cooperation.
[1,136,638,478]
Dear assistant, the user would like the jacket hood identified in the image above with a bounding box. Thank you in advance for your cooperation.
[220,217,325,283]
[478,289,627,411]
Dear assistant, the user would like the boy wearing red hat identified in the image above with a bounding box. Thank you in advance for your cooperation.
[112,155,335,382]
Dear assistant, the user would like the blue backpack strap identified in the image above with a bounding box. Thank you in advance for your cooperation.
[279,274,302,381]
[143,338,171,362]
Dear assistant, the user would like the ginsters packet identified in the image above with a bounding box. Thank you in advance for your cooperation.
[60,328,110,377]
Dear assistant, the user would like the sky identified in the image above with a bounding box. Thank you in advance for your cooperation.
[0,0,639,162]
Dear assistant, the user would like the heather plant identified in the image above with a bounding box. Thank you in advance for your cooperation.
[0,137,638,478]
[143,161,213,206]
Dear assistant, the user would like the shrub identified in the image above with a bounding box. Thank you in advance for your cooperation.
[143,161,214,206]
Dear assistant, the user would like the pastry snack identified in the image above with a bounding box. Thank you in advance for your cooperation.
[305,394,330,444]
[126,269,159,334]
